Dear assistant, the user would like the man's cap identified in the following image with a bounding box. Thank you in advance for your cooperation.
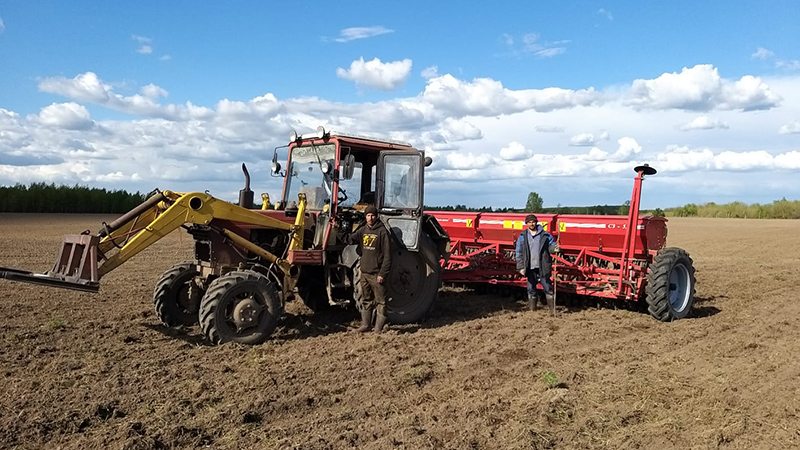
[524,214,538,224]
[365,205,379,215]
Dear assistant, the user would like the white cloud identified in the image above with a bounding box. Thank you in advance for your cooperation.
[337,57,412,91]
[159,54,172,61]
[132,35,157,56]
[437,151,495,170]
[39,72,112,103]
[335,26,393,43]
[655,147,715,172]
[569,133,596,146]
[586,147,608,161]
[774,151,800,169]
[521,33,569,58]
[0,17,5,32]
[610,137,642,162]
[141,84,168,99]
[498,142,533,161]
[38,72,212,120]
[569,131,609,146]
[534,47,566,58]
[654,146,800,173]
[776,60,800,71]
[626,64,781,111]
[535,125,564,133]
[597,9,613,20]
[440,118,482,141]
[751,47,774,60]
[33,103,94,130]
[679,115,729,131]
[714,150,773,171]
[10,68,800,207]
[501,33,568,58]
[779,120,800,134]
[421,74,599,117]
[421,66,439,79]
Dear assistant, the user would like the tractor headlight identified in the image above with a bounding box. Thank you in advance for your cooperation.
[289,130,298,143]
[321,160,332,174]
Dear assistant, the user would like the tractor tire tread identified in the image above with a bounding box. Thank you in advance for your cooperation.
[153,261,200,327]
[645,247,695,321]
[199,270,281,345]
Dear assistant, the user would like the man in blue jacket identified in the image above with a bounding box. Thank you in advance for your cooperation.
[516,214,559,310]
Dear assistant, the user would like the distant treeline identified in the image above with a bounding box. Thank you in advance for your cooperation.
[2,183,798,218]
[0,183,146,213]
[664,199,800,219]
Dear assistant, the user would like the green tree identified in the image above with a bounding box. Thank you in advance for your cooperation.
[617,200,631,215]
[526,192,543,212]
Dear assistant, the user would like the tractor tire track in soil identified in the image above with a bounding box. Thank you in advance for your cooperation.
[1,214,799,449]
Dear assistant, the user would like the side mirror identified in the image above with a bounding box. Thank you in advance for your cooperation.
[424,156,433,167]
[342,154,356,180]
[271,152,282,175]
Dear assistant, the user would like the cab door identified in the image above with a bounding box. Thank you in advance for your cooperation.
[376,151,425,251]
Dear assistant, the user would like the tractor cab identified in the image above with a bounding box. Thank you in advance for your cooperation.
[273,127,429,252]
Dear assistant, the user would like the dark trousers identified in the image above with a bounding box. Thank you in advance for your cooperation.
[525,268,552,299]
[360,273,387,316]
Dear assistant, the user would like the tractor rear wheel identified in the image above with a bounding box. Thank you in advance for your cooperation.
[199,270,282,345]
[645,247,696,321]
[385,234,441,324]
[153,261,203,327]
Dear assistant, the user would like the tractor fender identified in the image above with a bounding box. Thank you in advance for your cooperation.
[422,214,451,264]
[341,244,360,269]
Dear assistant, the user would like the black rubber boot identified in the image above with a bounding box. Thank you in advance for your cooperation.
[373,314,388,333]
[528,295,539,311]
[546,291,555,313]
[356,308,372,333]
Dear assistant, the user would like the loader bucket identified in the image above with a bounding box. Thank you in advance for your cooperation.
[0,234,100,293]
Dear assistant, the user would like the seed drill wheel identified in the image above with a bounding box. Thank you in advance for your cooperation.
[645,247,696,321]
[385,234,441,324]
[153,261,204,327]
[199,270,282,345]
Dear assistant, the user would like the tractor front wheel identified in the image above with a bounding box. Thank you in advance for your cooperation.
[645,247,696,321]
[153,261,203,327]
[199,270,282,345]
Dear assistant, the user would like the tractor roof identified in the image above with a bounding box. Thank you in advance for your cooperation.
[292,129,416,152]
[328,131,413,149]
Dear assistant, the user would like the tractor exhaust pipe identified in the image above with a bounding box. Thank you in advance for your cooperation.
[239,163,254,209]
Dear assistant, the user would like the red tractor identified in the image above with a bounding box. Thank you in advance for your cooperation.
[0,127,449,344]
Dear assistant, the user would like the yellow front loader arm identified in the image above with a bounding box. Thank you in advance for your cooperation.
[98,191,305,276]
[0,191,307,292]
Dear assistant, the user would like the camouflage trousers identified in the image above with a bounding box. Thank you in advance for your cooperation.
[359,272,387,316]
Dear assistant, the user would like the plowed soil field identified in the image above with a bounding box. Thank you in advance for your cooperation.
[1,214,799,450]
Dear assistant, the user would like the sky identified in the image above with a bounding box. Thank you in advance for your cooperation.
[1,1,799,209]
